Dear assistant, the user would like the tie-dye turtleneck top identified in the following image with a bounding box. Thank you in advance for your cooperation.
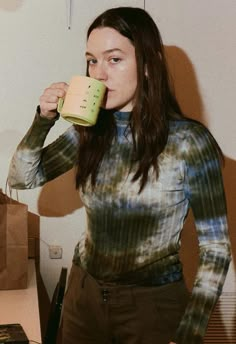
[8,109,231,343]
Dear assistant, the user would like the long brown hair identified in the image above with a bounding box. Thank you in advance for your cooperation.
[76,7,184,192]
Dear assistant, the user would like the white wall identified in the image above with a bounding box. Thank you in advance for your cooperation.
[0,0,235,320]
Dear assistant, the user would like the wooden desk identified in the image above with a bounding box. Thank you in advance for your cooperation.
[0,259,41,343]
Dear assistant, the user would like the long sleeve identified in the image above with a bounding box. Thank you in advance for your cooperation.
[8,111,79,189]
[174,122,231,343]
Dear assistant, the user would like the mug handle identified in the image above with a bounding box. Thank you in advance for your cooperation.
[57,98,64,113]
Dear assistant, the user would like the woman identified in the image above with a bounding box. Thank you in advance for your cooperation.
[8,7,231,344]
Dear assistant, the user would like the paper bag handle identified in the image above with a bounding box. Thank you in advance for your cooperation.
[5,179,19,202]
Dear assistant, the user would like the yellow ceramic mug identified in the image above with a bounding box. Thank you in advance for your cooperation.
[57,76,106,126]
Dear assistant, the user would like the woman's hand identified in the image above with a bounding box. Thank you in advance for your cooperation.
[39,82,68,119]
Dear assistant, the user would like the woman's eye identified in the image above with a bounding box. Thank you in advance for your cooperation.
[87,59,97,65]
[109,57,121,64]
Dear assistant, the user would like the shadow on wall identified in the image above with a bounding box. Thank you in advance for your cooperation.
[0,0,24,11]
[38,167,83,217]
[166,45,236,342]
[165,45,206,124]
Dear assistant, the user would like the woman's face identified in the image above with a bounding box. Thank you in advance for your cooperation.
[86,27,138,112]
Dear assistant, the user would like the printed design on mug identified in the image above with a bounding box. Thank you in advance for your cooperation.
[57,76,106,126]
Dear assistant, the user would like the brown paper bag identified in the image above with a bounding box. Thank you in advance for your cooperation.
[0,188,28,289]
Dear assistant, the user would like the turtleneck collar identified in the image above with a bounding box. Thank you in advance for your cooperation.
[113,111,131,123]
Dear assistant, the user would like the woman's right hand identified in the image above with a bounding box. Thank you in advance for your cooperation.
[39,82,69,119]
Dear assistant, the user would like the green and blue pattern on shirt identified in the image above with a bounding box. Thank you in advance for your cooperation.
[8,110,231,343]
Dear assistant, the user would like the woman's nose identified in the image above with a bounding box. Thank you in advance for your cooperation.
[92,63,108,81]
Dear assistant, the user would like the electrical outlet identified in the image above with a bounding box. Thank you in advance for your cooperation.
[49,245,63,259]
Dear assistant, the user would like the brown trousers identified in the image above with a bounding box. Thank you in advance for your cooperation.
[61,264,189,344]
